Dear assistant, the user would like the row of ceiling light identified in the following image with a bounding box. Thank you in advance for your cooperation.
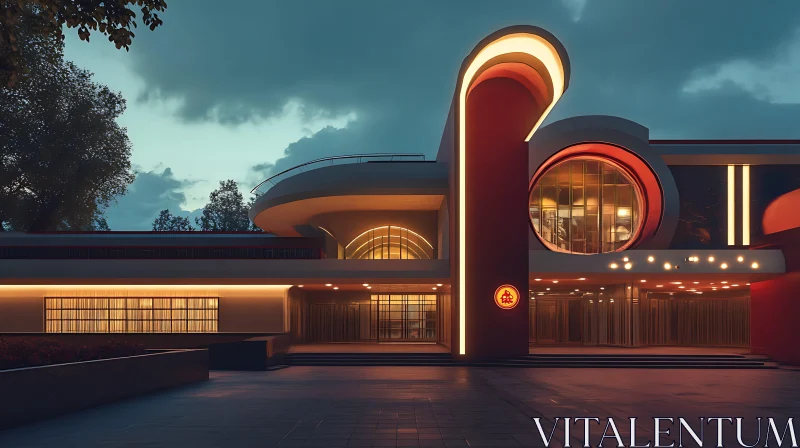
[609,255,759,271]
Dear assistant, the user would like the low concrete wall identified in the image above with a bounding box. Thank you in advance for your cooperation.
[0,333,280,349]
[0,349,209,430]
[209,335,291,370]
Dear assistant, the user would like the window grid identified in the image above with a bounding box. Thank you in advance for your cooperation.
[346,226,433,260]
[45,297,219,333]
[530,158,640,254]
[371,294,437,340]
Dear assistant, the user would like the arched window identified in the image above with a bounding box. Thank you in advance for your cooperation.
[530,156,644,254]
[345,226,434,259]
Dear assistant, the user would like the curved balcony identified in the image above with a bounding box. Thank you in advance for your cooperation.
[251,153,428,197]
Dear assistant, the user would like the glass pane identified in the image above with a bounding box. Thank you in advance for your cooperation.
[530,157,641,254]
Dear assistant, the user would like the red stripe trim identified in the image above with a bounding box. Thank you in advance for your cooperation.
[650,139,800,145]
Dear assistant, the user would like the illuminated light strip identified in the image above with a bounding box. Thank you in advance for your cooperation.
[349,234,433,259]
[742,165,750,246]
[0,285,292,290]
[457,33,567,356]
[317,226,336,239]
[728,165,735,246]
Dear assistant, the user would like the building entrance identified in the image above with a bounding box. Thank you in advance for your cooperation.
[529,286,750,347]
[301,293,438,343]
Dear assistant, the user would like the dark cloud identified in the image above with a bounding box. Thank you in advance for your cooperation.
[126,1,800,181]
[105,167,202,230]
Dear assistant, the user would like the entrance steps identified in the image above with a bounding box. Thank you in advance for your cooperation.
[286,352,455,367]
[485,353,775,369]
[285,352,775,369]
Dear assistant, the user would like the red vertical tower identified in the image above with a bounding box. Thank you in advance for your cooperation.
[448,27,571,360]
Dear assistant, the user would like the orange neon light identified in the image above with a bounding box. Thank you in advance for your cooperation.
[457,31,567,355]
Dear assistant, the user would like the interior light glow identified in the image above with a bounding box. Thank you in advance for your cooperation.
[575,289,580,292]
[722,286,730,289]
[623,257,629,262]
[743,164,750,246]
[708,256,715,262]
[728,164,735,245]
[367,286,372,289]
[696,292,703,295]
[546,288,551,291]
[656,285,663,288]
[663,262,672,270]
[720,263,728,269]
[721,281,728,284]
[458,31,567,357]
[437,283,443,287]
[298,285,304,288]
[432,287,437,290]
[679,286,685,289]
[623,263,632,270]
[578,278,586,281]
[737,256,744,262]
[732,284,739,287]
[552,280,559,284]
[640,279,647,283]
[751,262,759,269]
[600,287,605,290]
[671,282,682,285]
[346,226,434,250]
[746,283,751,285]
[333,287,339,290]
[693,282,699,284]
[534,278,542,281]
[609,263,618,269]
[363,283,369,287]
[325,284,333,287]
[647,256,655,262]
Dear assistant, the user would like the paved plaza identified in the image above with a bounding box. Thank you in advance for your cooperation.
[1,366,798,447]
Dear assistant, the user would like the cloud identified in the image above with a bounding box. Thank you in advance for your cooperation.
[87,0,800,198]
[105,167,201,230]
[560,0,588,22]
[682,29,800,104]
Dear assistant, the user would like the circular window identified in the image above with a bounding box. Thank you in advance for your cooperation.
[529,156,644,254]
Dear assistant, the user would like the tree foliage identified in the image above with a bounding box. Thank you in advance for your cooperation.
[1,0,167,87]
[0,12,134,231]
[152,209,194,231]
[195,180,256,231]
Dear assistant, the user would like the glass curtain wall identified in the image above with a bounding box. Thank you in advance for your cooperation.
[346,226,433,259]
[530,157,641,254]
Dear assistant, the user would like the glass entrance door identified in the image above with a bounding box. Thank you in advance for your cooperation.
[372,294,437,341]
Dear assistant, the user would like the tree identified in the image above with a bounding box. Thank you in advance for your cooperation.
[195,180,252,231]
[1,0,167,87]
[152,209,194,231]
[246,196,263,231]
[0,16,134,232]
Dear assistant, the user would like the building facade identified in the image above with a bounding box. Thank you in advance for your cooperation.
[2,26,800,363]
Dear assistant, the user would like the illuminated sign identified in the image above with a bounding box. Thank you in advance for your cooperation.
[494,284,520,310]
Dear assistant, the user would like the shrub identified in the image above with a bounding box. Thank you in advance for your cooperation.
[0,337,146,370]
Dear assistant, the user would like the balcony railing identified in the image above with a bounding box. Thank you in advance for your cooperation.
[250,153,427,196]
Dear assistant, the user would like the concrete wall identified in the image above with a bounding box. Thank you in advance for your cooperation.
[438,200,449,260]
[0,349,208,430]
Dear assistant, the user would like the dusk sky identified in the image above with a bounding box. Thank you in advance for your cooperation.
[62,0,800,230]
